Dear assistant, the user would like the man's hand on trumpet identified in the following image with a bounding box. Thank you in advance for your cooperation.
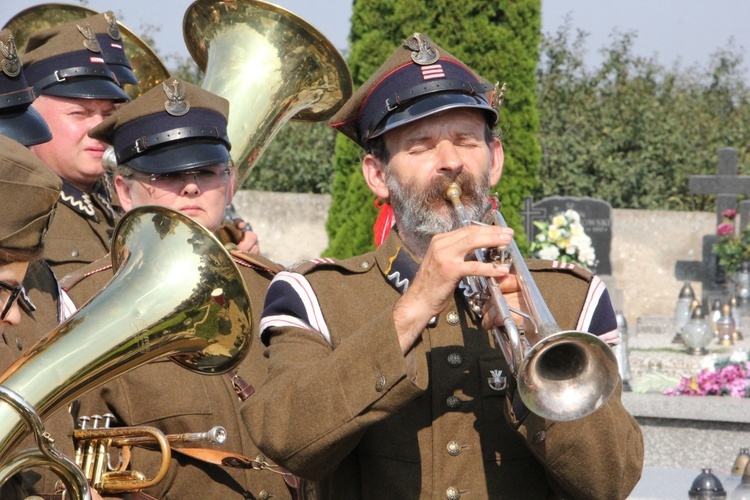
[481,274,535,334]
[393,224,514,355]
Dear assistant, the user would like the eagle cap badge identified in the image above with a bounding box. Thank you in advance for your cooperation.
[0,34,21,77]
[77,23,101,53]
[488,369,508,392]
[104,12,121,40]
[404,33,439,66]
[163,79,190,117]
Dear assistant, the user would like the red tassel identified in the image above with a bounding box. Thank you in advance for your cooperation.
[373,199,394,248]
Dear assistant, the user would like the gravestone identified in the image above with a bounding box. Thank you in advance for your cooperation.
[522,196,613,275]
[677,147,750,306]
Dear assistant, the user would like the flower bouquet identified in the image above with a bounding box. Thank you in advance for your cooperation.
[530,209,597,270]
[664,350,750,398]
[713,209,750,274]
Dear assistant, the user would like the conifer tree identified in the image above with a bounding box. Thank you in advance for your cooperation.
[325,0,542,258]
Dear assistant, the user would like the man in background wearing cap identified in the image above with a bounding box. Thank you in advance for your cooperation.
[62,77,296,499]
[21,13,132,280]
[243,33,643,498]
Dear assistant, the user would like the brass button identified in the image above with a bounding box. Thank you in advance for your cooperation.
[446,395,461,410]
[446,311,460,325]
[447,441,462,456]
[533,430,546,444]
[446,486,461,500]
[258,491,270,500]
[71,250,79,257]
[15,338,22,351]
[447,352,462,367]
[375,375,386,392]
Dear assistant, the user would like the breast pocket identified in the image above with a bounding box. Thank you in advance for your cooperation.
[114,359,214,425]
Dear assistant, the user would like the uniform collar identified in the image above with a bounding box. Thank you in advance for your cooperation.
[376,228,420,295]
[58,178,116,224]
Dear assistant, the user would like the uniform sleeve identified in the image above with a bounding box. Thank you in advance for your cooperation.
[243,271,428,480]
[506,276,643,499]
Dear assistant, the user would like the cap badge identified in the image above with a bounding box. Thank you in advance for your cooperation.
[104,12,121,40]
[77,23,102,53]
[163,79,190,117]
[488,369,508,392]
[404,33,439,66]
[491,82,507,113]
[0,34,21,77]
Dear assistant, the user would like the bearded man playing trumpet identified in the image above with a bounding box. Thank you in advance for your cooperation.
[243,33,644,498]
[60,78,296,499]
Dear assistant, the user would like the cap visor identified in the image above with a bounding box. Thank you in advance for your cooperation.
[110,65,139,86]
[0,107,52,146]
[127,141,231,174]
[371,93,497,140]
[41,77,129,102]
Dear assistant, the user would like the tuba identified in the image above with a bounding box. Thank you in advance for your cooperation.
[445,183,619,422]
[183,0,353,186]
[0,206,252,499]
[3,3,169,99]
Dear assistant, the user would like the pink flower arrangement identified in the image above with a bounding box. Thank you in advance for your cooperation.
[665,351,750,397]
[713,209,750,274]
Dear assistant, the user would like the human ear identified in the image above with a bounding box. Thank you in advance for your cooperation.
[362,154,389,200]
[114,175,134,211]
[489,138,504,186]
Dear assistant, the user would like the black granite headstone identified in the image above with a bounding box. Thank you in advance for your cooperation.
[524,196,613,275]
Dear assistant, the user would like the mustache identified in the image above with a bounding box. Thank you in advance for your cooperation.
[419,172,485,207]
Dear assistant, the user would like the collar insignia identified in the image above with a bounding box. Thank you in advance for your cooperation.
[77,23,101,53]
[383,247,419,295]
[0,34,20,77]
[104,12,121,40]
[404,33,439,66]
[488,369,508,392]
[163,79,190,117]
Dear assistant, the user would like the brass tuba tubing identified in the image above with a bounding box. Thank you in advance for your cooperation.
[444,182,619,421]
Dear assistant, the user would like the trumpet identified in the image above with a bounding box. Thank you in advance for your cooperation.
[444,182,619,421]
[72,413,226,494]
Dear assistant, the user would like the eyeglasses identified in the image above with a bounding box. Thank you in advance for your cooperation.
[137,166,231,191]
[0,281,35,321]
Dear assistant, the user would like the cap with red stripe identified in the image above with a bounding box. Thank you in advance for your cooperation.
[329,33,498,147]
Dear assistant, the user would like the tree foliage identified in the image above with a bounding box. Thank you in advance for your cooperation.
[324,0,542,258]
[537,24,750,212]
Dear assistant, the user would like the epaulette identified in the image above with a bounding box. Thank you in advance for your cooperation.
[229,250,285,275]
[286,255,376,276]
[59,255,113,292]
[526,258,594,282]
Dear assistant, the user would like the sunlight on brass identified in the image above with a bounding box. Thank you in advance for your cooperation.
[183,0,353,186]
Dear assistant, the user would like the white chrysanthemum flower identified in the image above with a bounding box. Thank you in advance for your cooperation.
[579,246,596,266]
[565,209,581,223]
[570,222,584,237]
[548,226,560,240]
[698,353,718,372]
[730,349,749,363]
[552,215,566,227]
[538,245,560,260]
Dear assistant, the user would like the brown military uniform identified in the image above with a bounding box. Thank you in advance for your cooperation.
[63,250,295,499]
[243,230,644,499]
[42,179,118,278]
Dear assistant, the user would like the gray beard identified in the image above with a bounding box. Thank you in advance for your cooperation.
[386,169,492,256]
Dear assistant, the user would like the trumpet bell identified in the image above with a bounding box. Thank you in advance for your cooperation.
[4,3,169,99]
[518,331,620,422]
[183,0,353,186]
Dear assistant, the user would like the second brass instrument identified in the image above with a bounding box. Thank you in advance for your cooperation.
[444,182,619,421]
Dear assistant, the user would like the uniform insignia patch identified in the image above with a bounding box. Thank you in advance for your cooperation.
[0,34,20,77]
[163,79,190,116]
[488,369,507,392]
[404,33,439,66]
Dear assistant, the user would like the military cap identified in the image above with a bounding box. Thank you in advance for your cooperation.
[329,32,499,147]
[86,12,139,86]
[0,29,51,146]
[89,77,231,174]
[21,16,129,102]
[0,134,61,259]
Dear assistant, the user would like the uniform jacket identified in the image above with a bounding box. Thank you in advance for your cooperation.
[42,178,118,279]
[63,250,295,500]
[243,230,644,499]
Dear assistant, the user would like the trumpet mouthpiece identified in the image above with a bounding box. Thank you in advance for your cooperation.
[444,182,462,203]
